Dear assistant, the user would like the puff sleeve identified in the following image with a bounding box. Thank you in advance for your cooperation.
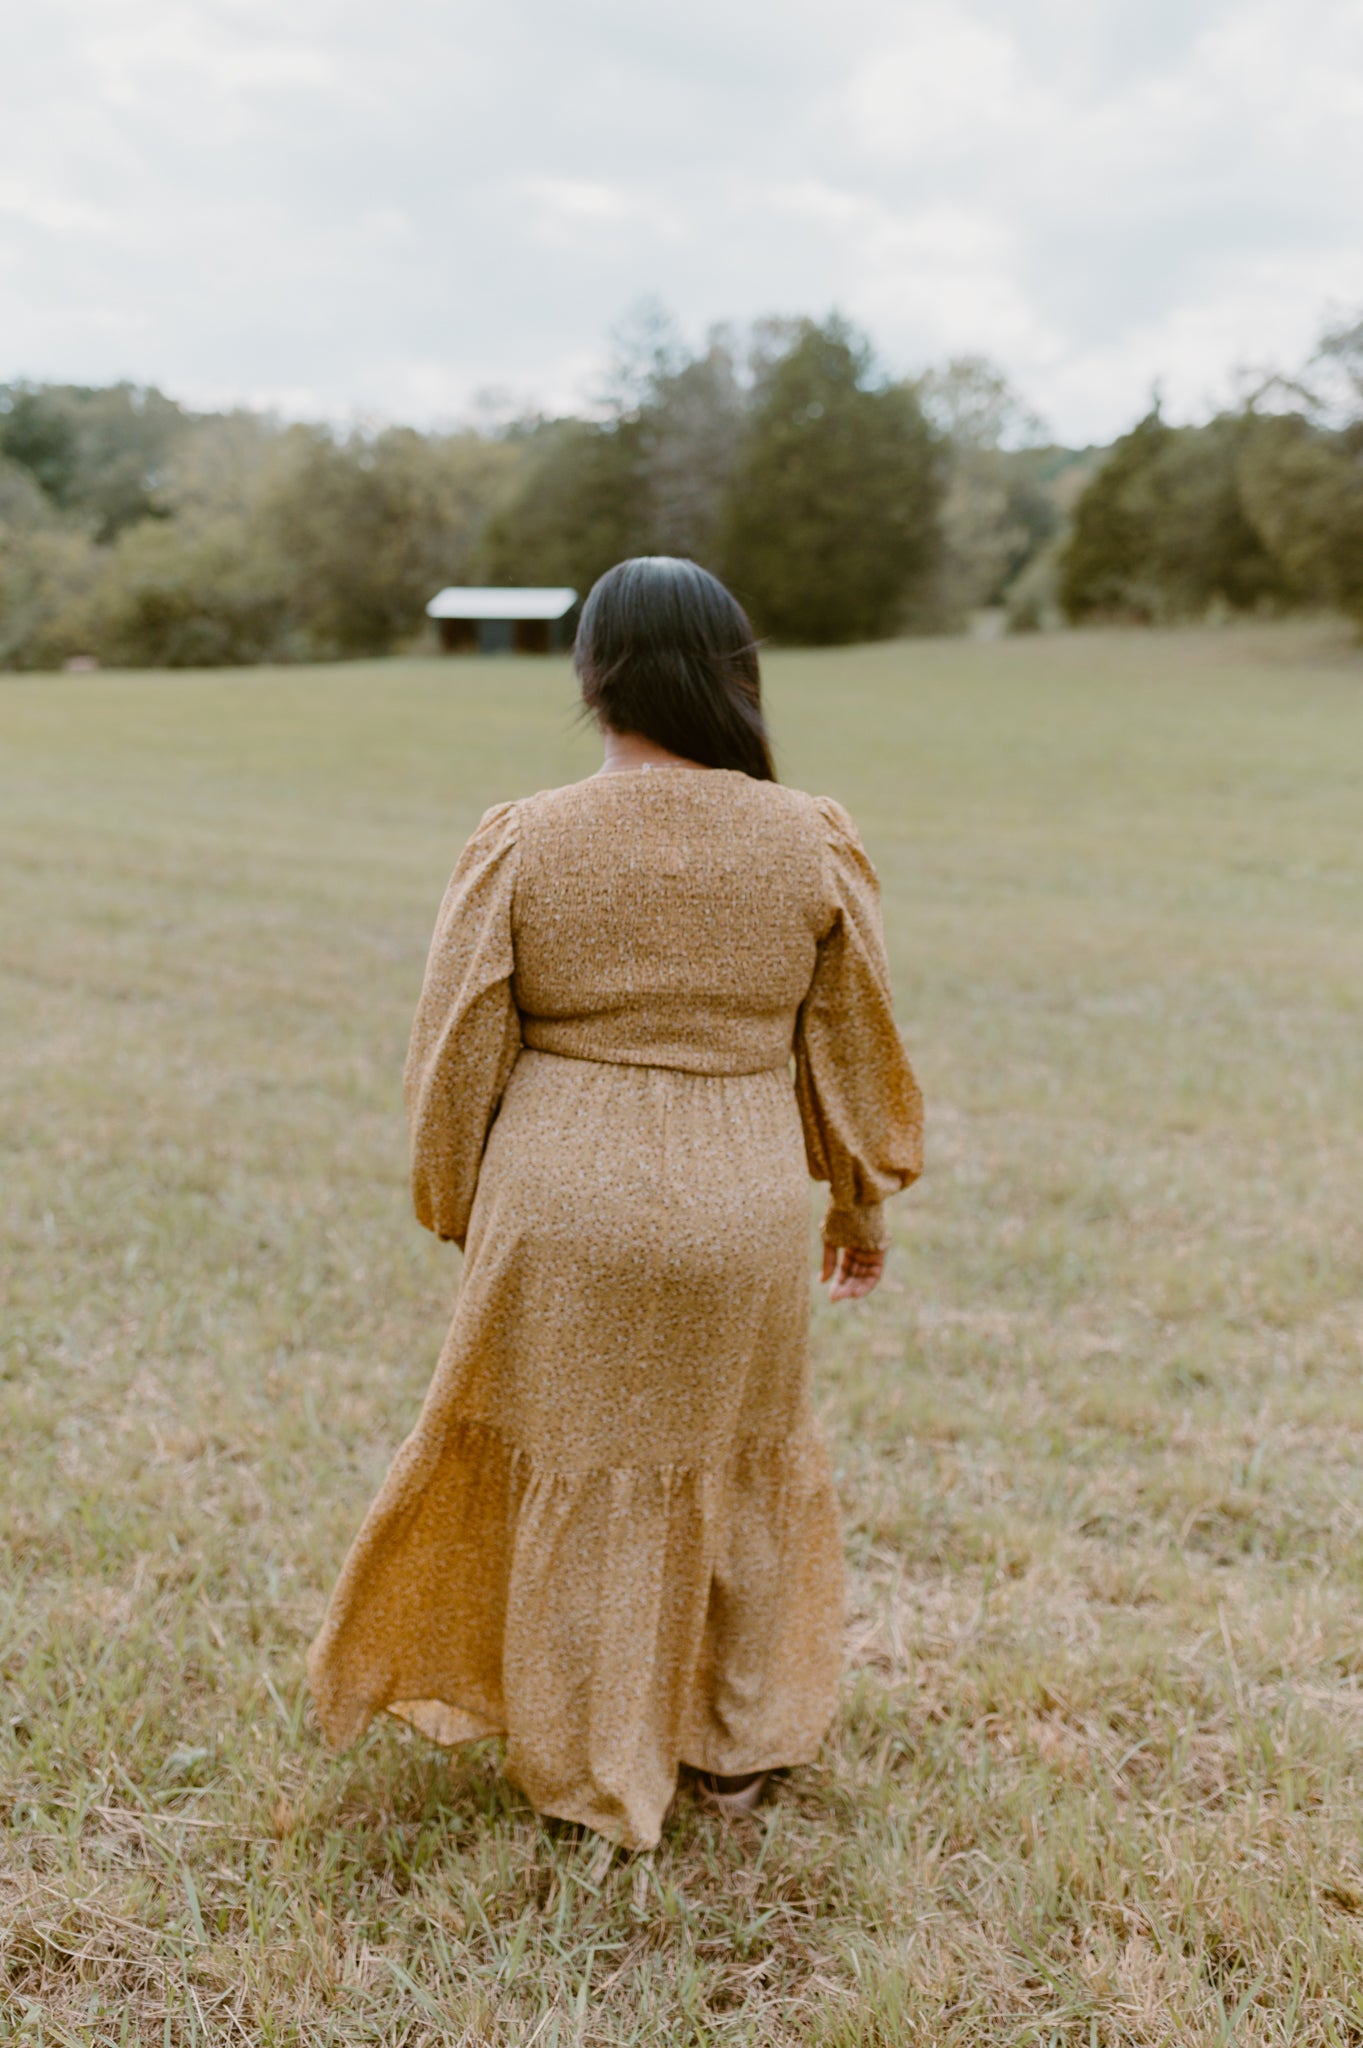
[403,802,522,1247]
[794,797,924,1252]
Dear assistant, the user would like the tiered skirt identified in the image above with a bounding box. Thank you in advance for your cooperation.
[307,1050,844,1848]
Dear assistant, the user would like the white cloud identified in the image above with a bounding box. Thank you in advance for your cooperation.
[520,179,641,225]
[0,0,1360,441]
[0,177,117,236]
[515,177,684,251]
[811,0,1363,433]
[835,7,1034,161]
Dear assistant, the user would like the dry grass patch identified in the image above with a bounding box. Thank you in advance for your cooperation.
[3,621,1363,2042]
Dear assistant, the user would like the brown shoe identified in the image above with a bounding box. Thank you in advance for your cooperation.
[693,1769,768,1815]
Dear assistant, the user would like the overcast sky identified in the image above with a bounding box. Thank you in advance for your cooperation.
[3,0,1361,444]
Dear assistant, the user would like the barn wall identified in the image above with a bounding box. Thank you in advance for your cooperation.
[435,612,574,654]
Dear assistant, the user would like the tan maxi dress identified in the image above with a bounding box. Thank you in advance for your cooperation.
[308,767,923,1848]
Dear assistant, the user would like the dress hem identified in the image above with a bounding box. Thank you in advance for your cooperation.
[383,1695,826,1851]
[384,1690,824,1787]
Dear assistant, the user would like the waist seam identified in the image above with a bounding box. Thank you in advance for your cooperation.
[516,1041,791,1080]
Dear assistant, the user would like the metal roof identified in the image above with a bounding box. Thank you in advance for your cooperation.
[426,586,577,621]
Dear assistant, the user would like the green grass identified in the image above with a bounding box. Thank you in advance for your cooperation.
[2,620,1363,2044]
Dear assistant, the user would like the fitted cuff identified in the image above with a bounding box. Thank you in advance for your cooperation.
[822,1200,888,1253]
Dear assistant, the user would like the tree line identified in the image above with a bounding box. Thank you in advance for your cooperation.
[0,308,1359,669]
[1056,313,1363,627]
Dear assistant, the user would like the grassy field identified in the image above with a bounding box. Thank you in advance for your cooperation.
[2,621,1362,2045]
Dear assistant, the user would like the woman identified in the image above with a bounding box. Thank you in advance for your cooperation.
[308,557,922,1849]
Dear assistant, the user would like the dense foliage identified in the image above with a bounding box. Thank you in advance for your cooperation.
[1059,315,1363,626]
[0,320,1047,668]
[717,320,940,643]
[485,318,947,641]
[1,309,1359,667]
[1058,412,1291,622]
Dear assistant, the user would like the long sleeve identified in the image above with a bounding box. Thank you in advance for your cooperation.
[794,796,923,1252]
[404,802,522,1247]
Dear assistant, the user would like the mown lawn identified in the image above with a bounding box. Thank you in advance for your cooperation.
[2,622,1362,2044]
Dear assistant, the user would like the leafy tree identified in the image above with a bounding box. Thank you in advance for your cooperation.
[934,449,1061,619]
[593,305,749,569]
[635,334,746,568]
[918,354,1046,452]
[0,382,189,540]
[1230,307,1363,624]
[0,453,59,533]
[1058,411,1167,620]
[478,417,646,596]
[0,391,77,507]
[1237,413,1363,622]
[264,425,519,657]
[1311,311,1363,426]
[69,411,305,667]
[156,409,290,527]
[0,450,100,667]
[0,520,102,669]
[1059,410,1290,622]
[717,318,941,643]
[88,517,294,669]
[917,356,1059,620]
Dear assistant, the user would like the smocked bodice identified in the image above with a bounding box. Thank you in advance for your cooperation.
[511,770,826,1074]
[402,766,923,1253]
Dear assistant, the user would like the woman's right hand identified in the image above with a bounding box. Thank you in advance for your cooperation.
[820,1243,885,1302]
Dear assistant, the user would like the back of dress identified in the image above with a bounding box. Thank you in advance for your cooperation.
[513,768,824,1074]
[310,763,924,1851]
[403,767,922,1254]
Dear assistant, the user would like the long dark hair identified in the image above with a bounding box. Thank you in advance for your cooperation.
[575,557,776,781]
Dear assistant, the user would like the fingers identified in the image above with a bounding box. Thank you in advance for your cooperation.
[824,1246,886,1302]
[829,1268,877,1301]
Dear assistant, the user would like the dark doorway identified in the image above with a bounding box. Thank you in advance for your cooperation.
[477,619,515,655]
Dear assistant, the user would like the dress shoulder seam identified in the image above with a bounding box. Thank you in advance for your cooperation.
[477,796,521,836]
[809,791,856,839]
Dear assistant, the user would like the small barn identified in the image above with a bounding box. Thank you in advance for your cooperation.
[426,586,578,655]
